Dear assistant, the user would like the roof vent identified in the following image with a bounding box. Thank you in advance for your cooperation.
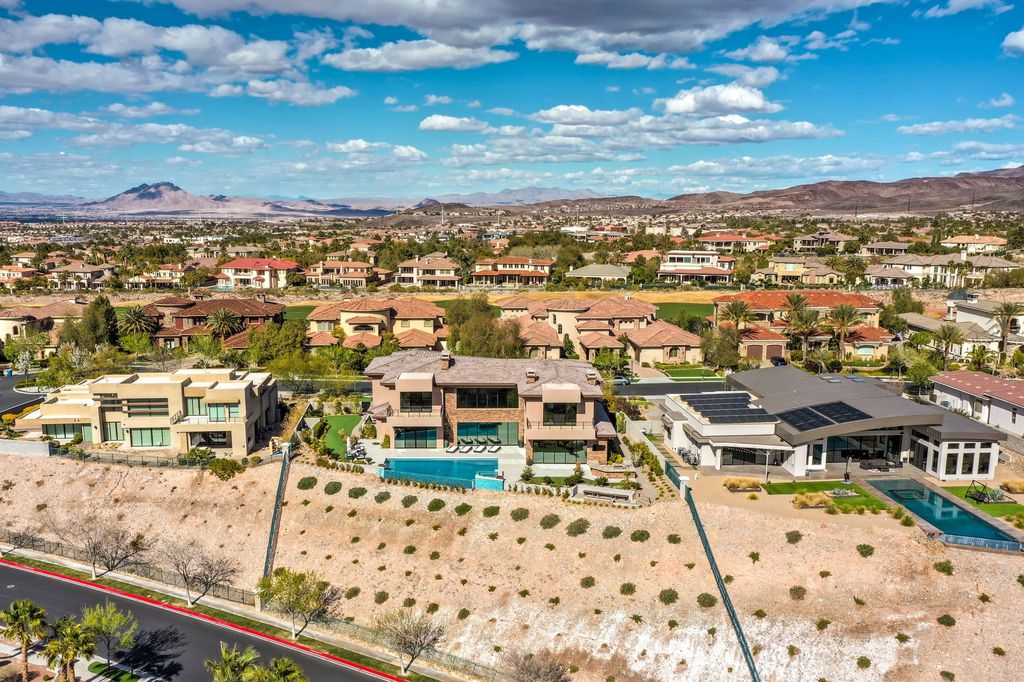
[526,369,538,384]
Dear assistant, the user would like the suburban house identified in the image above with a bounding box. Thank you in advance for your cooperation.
[793,230,858,252]
[364,350,617,467]
[951,298,1024,350]
[16,368,279,458]
[695,233,771,252]
[864,264,914,288]
[623,321,702,365]
[496,296,657,356]
[126,263,197,289]
[880,253,1017,288]
[47,262,119,290]
[661,366,1004,481]
[305,260,379,288]
[151,297,285,350]
[565,264,631,285]
[0,299,88,356]
[939,234,1007,254]
[931,371,1024,438]
[306,297,446,351]
[750,256,841,286]
[217,257,301,289]
[0,265,41,288]
[395,253,461,288]
[470,257,554,287]
[861,241,911,257]
[657,250,734,284]
[713,290,881,326]
[899,312,999,360]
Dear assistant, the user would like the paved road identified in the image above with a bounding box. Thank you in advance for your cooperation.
[618,379,725,397]
[0,563,393,681]
[0,373,42,414]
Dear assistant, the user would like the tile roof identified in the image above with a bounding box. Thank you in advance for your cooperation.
[220,258,300,270]
[845,327,895,344]
[396,328,439,348]
[476,256,555,266]
[899,313,997,341]
[625,320,701,348]
[170,298,285,319]
[933,371,1024,407]
[942,235,1007,245]
[305,331,341,347]
[713,290,878,310]
[576,297,657,320]
[342,332,382,349]
[718,323,789,342]
[579,332,625,349]
[517,315,560,347]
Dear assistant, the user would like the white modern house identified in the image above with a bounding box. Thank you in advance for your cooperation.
[931,371,1024,439]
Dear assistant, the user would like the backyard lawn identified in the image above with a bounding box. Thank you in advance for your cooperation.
[323,414,363,456]
[761,480,889,510]
[943,485,1024,520]
[660,367,721,380]
[284,304,316,321]
[654,302,713,321]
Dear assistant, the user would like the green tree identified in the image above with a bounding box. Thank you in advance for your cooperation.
[781,293,807,322]
[118,305,155,336]
[206,309,244,339]
[788,308,823,363]
[965,345,995,371]
[256,567,341,640]
[119,333,153,356]
[993,302,1024,364]
[266,351,336,394]
[246,320,307,366]
[443,294,494,328]
[843,255,866,285]
[907,358,938,390]
[189,335,224,368]
[42,617,96,682]
[0,599,48,682]
[827,303,864,359]
[2,330,49,364]
[206,642,262,682]
[36,348,83,388]
[719,300,755,331]
[700,328,741,370]
[561,334,578,359]
[181,268,212,289]
[453,317,525,358]
[932,323,966,371]
[81,600,137,665]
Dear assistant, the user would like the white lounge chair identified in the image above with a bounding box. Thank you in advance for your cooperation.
[474,445,487,453]
[459,445,473,453]
[487,445,501,453]
[446,445,459,453]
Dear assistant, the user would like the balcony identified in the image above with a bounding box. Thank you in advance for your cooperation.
[390,407,443,427]
[526,417,595,440]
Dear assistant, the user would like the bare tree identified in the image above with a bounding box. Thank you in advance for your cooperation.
[48,515,148,579]
[0,525,37,558]
[162,541,240,607]
[504,650,571,682]
[373,610,447,674]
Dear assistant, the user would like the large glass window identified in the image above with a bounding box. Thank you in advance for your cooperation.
[457,422,518,445]
[944,450,958,475]
[189,432,231,448]
[103,421,123,442]
[185,398,207,416]
[43,423,92,441]
[129,428,171,447]
[206,403,241,422]
[824,433,901,463]
[532,440,587,464]
[977,448,991,475]
[543,403,578,426]
[721,447,770,466]
[126,398,169,417]
[456,388,518,409]
[394,427,437,448]
[399,392,434,414]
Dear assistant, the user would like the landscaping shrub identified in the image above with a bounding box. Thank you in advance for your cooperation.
[900,515,915,526]
[630,529,651,543]
[723,477,761,492]
[815,619,830,631]
[427,498,445,512]
[658,589,679,605]
[895,633,910,643]
[752,609,766,618]
[978,593,990,603]
[993,647,1005,656]
[297,476,318,490]
[457,608,470,620]
[748,551,760,564]
[401,495,418,508]
[785,530,802,544]
[937,614,956,627]
[566,518,591,537]
[580,576,596,589]
[1000,479,1024,494]
[667,534,681,544]
[374,491,391,504]
[793,492,831,509]
[324,481,342,495]
[374,591,389,604]
[602,525,622,539]
[454,503,473,516]
[789,586,807,600]
[510,507,529,521]
[402,597,416,608]
[787,645,799,658]
[1018,573,1024,588]
[697,593,717,608]
[540,514,561,530]
[620,583,636,596]
[380,435,390,448]
[208,458,244,481]
[344,587,360,599]
[856,657,871,669]
[933,560,954,576]
[348,487,367,499]
[482,506,500,517]
[856,544,875,558]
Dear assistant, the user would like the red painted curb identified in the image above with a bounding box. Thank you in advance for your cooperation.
[0,558,405,682]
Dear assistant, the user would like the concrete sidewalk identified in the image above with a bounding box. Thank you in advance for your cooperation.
[2,642,157,682]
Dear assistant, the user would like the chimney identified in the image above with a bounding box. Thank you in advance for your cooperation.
[254,293,267,303]
[525,369,538,384]
[586,370,599,386]
[439,350,453,370]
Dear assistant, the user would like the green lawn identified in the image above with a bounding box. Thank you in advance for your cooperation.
[434,299,500,315]
[324,414,363,456]
[661,367,720,380]
[88,663,140,682]
[654,302,713,321]
[943,486,1024,519]
[284,304,317,321]
[761,480,889,510]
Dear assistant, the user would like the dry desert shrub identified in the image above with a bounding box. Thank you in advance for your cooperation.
[1000,479,1024,494]
[792,492,832,509]
[723,477,762,492]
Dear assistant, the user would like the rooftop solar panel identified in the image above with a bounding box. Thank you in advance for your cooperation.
[812,401,871,424]
[778,407,834,432]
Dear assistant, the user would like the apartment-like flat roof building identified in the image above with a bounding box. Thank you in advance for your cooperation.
[16,369,279,458]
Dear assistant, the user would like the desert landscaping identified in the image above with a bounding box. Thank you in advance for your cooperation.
[1,453,1023,681]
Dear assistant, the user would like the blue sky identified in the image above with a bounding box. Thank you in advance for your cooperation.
[0,0,1021,199]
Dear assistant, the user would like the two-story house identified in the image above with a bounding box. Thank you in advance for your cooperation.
[306,297,446,351]
[395,253,461,288]
[751,256,842,286]
[657,250,735,284]
[218,258,301,289]
[470,257,553,287]
[306,260,378,288]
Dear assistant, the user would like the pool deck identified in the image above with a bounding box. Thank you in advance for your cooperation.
[862,477,1024,552]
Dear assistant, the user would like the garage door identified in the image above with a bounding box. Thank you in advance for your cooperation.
[746,345,763,359]
[766,345,783,359]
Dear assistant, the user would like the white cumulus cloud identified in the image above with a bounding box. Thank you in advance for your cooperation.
[323,40,517,72]
[419,114,490,132]
[897,115,1018,135]
[1003,26,1024,55]
[656,84,783,115]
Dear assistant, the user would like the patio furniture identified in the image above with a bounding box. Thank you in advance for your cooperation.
[446,445,459,453]
[473,445,487,453]
[459,445,473,453]
[966,480,1014,505]
[487,445,501,453]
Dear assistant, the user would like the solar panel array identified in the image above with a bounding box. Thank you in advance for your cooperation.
[682,393,776,424]
[777,400,872,432]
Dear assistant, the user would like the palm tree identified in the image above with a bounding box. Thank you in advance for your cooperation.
[843,255,866,285]
[827,303,864,360]
[781,293,807,322]
[932,323,967,371]
[824,254,845,273]
[244,658,309,682]
[43,617,95,682]
[805,348,834,374]
[966,345,995,372]
[993,301,1024,365]
[206,309,243,339]
[788,308,822,363]
[206,642,262,682]
[118,305,155,336]
[720,300,755,331]
[0,599,48,682]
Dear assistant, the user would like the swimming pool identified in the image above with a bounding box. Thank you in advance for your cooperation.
[870,479,1020,549]
[381,458,500,488]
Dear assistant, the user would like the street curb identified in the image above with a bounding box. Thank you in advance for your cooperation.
[0,558,404,682]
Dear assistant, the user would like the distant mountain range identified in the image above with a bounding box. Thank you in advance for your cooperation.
[1,168,1022,218]
[668,166,1024,213]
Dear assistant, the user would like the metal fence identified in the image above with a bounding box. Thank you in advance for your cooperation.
[683,486,760,682]
[939,533,1023,553]
[664,460,682,491]
[0,528,255,606]
[48,447,282,469]
[262,451,291,577]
